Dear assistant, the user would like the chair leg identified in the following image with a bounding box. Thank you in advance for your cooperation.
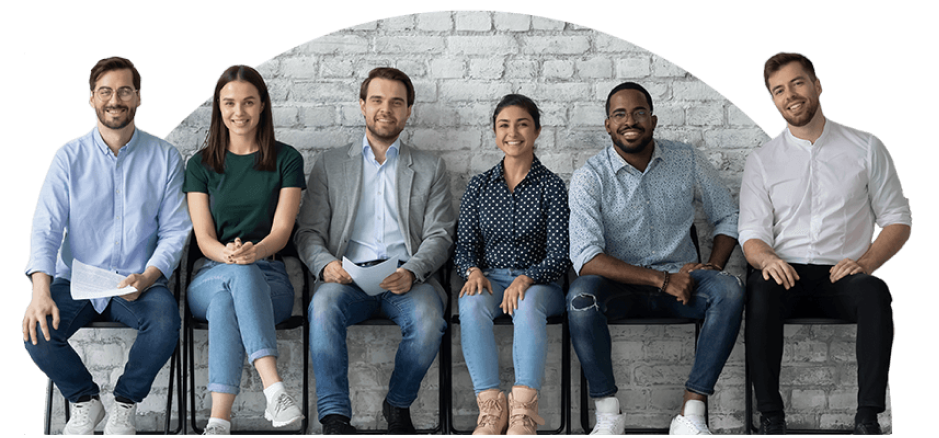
[44,379,55,435]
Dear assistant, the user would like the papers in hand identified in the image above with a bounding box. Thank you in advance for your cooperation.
[342,257,397,296]
[70,259,137,300]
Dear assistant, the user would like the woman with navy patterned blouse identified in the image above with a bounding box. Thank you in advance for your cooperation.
[456,94,571,435]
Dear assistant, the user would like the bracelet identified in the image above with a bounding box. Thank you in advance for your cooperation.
[703,263,723,271]
[659,271,671,293]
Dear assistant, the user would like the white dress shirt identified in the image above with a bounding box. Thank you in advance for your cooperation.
[738,119,911,265]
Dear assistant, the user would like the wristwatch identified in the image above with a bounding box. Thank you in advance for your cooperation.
[466,267,479,278]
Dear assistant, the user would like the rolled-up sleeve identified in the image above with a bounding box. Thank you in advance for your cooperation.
[25,148,70,278]
[738,151,775,250]
[568,168,606,275]
[867,136,912,228]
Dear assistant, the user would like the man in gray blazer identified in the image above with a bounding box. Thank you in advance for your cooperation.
[295,67,455,435]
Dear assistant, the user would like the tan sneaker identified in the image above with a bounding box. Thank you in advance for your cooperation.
[473,389,508,435]
[506,386,545,435]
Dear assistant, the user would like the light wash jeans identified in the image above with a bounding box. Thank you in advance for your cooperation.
[459,268,565,393]
[567,269,743,398]
[187,259,295,394]
[309,281,446,420]
[24,277,180,403]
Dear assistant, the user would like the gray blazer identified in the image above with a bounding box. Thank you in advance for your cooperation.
[295,141,456,298]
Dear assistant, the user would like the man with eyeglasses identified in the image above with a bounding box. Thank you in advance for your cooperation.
[22,57,191,435]
[567,82,743,435]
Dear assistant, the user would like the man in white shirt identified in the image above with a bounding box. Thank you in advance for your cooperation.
[739,53,911,435]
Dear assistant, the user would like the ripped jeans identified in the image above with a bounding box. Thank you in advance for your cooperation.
[567,270,743,398]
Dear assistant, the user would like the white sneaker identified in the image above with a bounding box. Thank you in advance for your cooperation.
[203,423,230,435]
[590,397,626,435]
[264,388,304,427]
[63,397,106,435]
[104,400,136,435]
[669,400,710,435]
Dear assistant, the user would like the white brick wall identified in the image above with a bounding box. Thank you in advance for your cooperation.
[48,11,889,434]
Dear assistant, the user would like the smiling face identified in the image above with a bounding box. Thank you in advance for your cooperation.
[360,77,411,146]
[768,61,822,128]
[494,105,540,160]
[605,89,657,157]
[91,69,139,131]
[218,80,263,141]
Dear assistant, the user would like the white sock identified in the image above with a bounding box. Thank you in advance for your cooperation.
[594,396,620,414]
[207,417,231,433]
[263,381,286,405]
[682,399,707,420]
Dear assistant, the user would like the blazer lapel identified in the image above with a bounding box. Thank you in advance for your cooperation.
[341,142,364,241]
[396,143,414,255]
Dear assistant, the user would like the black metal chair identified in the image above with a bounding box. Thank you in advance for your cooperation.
[43,273,184,435]
[743,266,858,434]
[182,233,310,434]
[577,225,708,434]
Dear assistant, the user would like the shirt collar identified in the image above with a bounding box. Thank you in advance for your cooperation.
[606,139,661,174]
[92,126,140,156]
[361,135,400,162]
[784,117,832,149]
[489,155,547,185]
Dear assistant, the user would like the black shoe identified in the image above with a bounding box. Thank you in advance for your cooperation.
[758,415,787,434]
[322,414,356,435]
[382,399,416,434]
[854,421,882,435]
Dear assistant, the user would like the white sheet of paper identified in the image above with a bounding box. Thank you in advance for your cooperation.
[70,259,137,300]
[342,256,397,296]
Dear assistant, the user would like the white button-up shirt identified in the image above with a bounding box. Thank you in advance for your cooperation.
[738,120,911,265]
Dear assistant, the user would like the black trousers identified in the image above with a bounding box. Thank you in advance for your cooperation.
[746,264,893,414]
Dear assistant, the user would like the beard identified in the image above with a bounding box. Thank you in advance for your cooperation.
[782,97,820,128]
[364,117,404,144]
[96,104,136,130]
[611,126,653,156]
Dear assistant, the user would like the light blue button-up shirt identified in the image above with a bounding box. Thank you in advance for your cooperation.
[25,127,191,312]
[569,139,738,275]
[345,135,409,264]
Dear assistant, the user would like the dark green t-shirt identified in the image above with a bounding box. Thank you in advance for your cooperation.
[183,142,306,245]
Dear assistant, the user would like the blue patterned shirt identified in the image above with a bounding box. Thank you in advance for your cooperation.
[455,156,571,284]
[569,140,738,275]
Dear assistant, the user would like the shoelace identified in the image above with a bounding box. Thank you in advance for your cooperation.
[272,392,294,415]
[477,399,504,426]
[110,402,133,424]
[203,423,227,435]
[509,399,545,427]
[593,412,620,432]
[71,401,95,424]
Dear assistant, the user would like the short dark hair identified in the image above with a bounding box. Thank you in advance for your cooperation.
[492,94,541,130]
[359,67,415,107]
[89,57,141,92]
[605,82,653,115]
[764,52,817,92]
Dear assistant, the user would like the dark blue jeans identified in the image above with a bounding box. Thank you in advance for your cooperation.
[567,270,744,398]
[24,277,180,403]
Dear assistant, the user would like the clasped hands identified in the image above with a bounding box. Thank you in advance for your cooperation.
[322,260,415,295]
[222,237,263,265]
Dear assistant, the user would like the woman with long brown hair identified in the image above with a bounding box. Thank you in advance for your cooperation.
[183,65,305,434]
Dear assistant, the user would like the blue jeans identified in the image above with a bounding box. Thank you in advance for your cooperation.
[24,277,180,403]
[187,259,295,394]
[309,281,446,420]
[459,268,565,393]
[567,269,743,397]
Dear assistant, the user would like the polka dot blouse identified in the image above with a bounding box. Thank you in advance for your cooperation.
[455,155,571,284]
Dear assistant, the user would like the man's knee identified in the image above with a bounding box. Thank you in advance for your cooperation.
[309,283,352,320]
[567,275,605,311]
[846,274,892,308]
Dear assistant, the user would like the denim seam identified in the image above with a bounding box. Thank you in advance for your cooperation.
[207,382,240,395]
[248,348,279,364]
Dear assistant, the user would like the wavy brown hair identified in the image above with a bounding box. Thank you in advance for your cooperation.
[201,65,276,173]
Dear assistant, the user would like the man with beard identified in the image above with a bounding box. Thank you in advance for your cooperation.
[22,57,190,434]
[740,53,911,435]
[295,67,455,434]
[567,82,743,435]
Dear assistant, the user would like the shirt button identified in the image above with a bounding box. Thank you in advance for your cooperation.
[114,241,119,245]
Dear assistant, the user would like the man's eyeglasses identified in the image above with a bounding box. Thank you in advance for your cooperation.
[608,109,650,123]
[94,87,137,101]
